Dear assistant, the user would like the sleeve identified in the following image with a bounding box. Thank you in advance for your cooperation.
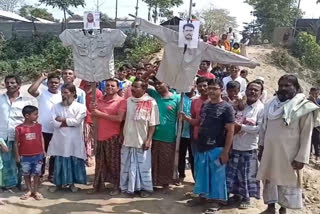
[294,112,314,163]
[147,88,158,99]
[241,106,264,134]
[258,105,268,147]
[112,29,127,47]
[202,44,259,68]
[191,100,196,119]
[51,105,62,128]
[59,29,72,47]
[77,89,86,105]
[66,104,87,127]
[225,104,235,124]
[136,18,178,43]
[149,101,160,126]
[119,99,127,113]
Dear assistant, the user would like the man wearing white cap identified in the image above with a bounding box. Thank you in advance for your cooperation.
[256,76,268,103]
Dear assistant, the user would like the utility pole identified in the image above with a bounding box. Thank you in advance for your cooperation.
[188,0,193,20]
[97,0,99,11]
[135,0,139,17]
[115,0,118,26]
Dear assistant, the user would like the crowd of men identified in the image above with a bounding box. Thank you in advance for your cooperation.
[0,59,319,214]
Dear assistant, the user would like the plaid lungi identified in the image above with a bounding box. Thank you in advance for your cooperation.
[226,149,260,199]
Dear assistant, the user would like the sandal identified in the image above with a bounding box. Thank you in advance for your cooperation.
[239,200,251,209]
[202,207,220,214]
[109,189,120,196]
[70,185,78,193]
[185,197,207,207]
[20,191,32,200]
[228,195,241,205]
[140,190,151,198]
[33,192,44,201]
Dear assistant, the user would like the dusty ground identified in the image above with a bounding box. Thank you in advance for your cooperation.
[1,46,320,214]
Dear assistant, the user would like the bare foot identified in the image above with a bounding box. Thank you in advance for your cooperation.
[20,191,32,200]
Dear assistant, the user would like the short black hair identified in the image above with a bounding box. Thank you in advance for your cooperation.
[183,23,195,30]
[61,83,77,99]
[196,76,209,85]
[22,105,38,117]
[208,78,223,89]
[201,60,211,66]
[233,42,240,48]
[123,63,133,69]
[47,73,61,82]
[247,80,264,93]
[240,69,248,74]
[310,87,319,92]
[133,78,148,90]
[5,75,22,85]
[106,78,120,87]
[226,81,240,90]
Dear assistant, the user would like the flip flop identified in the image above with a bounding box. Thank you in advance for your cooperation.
[185,198,207,207]
[33,192,44,201]
[109,189,120,196]
[20,191,32,200]
[140,190,151,198]
[202,207,220,214]
[239,201,251,209]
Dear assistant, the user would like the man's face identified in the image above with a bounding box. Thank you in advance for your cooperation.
[277,79,297,102]
[61,88,75,106]
[136,70,145,79]
[183,26,194,41]
[197,81,208,96]
[199,62,209,71]
[5,78,20,94]
[105,80,119,95]
[131,81,145,98]
[310,90,320,100]
[62,70,75,84]
[87,13,94,23]
[118,70,127,80]
[47,78,60,93]
[230,66,240,78]
[154,81,167,94]
[240,72,248,79]
[246,83,262,104]
[208,84,222,100]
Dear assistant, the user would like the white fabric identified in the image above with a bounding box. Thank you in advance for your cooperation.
[123,94,159,148]
[37,87,61,133]
[267,97,289,120]
[47,101,87,160]
[59,29,127,82]
[136,18,259,92]
[222,75,247,94]
[0,93,33,141]
[233,99,264,151]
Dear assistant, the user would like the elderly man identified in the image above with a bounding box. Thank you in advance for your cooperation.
[0,75,33,189]
[226,80,264,209]
[258,74,319,214]
[222,65,247,94]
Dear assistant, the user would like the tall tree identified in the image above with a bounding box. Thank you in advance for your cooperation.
[39,0,85,28]
[197,7,238,36]
[142,0,183,23]
[245,0,302,40]
[0,0,23,12]
[19,5,55,21]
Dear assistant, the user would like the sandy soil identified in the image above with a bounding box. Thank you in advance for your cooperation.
[1,46,319,214]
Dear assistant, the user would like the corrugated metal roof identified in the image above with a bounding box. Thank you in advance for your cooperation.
[0,10,31,22]
[32,16,55,24]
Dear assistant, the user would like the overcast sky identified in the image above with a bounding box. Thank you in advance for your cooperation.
[25,0,320,30]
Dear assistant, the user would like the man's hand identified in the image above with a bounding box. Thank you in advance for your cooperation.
[234,122,242,135]
[142,139,152,150]
[219,150,229,164]
[91,109,102,117]
[292,160,305,170]
[15,155,20,163]
[179,111,187,120]
[40,72,48,80]
[55,116,65,122]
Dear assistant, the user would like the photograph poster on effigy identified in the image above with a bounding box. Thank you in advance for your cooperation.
[83,11,100,30]
[178,20,200,49]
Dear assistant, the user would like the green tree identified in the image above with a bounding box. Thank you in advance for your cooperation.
[39,0,85,28]
[19,5,55,21]
[245,0,302,40]
[197,7,238,36]
[142,0,183,23]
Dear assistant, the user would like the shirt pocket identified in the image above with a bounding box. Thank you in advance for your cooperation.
[96,41,110,57]
[76,42,89,56]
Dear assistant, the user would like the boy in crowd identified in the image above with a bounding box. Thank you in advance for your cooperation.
[308,87,320,162]
[15,105,45,200]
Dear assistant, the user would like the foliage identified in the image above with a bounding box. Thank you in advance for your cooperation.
[196,7,238,36]
[115,33,162,67]
[245,0,302,40]
[19,5,55,21]
[142,0,183,22]
[291,32,320,71]
[0,34,72,79]
[0,0,23,12]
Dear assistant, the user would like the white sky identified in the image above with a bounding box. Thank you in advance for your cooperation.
[25,0,320,30]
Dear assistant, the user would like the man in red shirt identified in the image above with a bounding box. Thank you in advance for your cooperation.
[197,61,215,79]
[15,105,45,201]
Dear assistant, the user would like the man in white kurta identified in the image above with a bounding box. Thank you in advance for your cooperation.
[257,75,319,214]
[47,83,87,192]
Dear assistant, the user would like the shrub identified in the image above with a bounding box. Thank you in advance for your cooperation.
[291,32,320,71]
